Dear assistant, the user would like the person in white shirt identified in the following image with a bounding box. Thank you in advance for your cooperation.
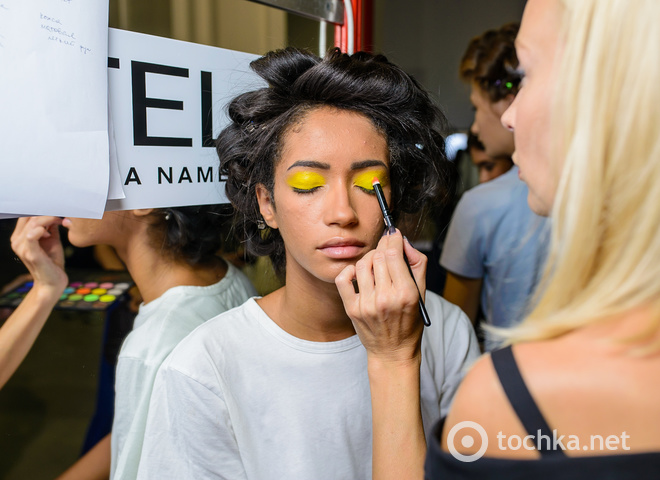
[138,47,480,480]
[54,204,256,480]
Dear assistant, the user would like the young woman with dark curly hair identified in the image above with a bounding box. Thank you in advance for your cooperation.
[138,48,479,479]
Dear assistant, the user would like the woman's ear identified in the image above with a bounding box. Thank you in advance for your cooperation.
[131,208,154,217]
[255,184,278,229]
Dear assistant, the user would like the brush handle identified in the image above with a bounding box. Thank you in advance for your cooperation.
[373,180,430,326]
[403,251,431,327]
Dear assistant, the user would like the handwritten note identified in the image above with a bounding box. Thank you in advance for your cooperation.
[0,3,13,49]
[0,0,110,218]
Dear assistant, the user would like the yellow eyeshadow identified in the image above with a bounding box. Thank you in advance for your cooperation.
[286,171,326,190]
[353,169,389,191]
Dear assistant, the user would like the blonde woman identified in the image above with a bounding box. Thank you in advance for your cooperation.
[351,0,660,478]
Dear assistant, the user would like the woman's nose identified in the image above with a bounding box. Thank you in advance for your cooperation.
[501,101,515,132]
[323,185,358,227]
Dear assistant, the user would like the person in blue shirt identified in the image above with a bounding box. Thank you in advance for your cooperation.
[441,22,548,350]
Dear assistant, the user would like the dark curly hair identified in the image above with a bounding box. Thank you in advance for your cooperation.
[145,203,235,267]
[466,131,486,152]
[217,47,453,274]
[460,23,521,102]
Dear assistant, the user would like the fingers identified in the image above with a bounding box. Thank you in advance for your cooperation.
[11,217,61,256]
[355,250,377,299]
[335,264,357,300]
[335,231,426,363]
[10,217,29,248]
[9,217,67,291]
[402,235,425,268]
[11,216,63,247]
[335,264,359,317]
[336,230,427,313]
[47,221,62,243]
[377,231,425,298]
[380,233,410,288]
[372,251,391,293]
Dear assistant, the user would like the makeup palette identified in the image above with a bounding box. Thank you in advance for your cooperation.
[0,271,133,311]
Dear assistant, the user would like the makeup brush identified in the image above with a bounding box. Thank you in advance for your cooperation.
[372,177,431,327]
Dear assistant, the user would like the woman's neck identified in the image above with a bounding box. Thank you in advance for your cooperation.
[258,267,356,342]
[118,240,227,305]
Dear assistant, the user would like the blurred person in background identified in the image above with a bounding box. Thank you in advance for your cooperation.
[440,22,548,351]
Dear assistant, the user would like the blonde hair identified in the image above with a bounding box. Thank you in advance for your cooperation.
[500,0,660,351]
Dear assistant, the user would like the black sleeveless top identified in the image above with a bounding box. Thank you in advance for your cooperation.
[425,345,660,479]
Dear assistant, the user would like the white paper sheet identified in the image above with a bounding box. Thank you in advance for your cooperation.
[106,108,125,201]
[0,0,110,218]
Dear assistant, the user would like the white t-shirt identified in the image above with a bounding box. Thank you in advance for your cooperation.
[137,291,479,480]
[110,263,256,480]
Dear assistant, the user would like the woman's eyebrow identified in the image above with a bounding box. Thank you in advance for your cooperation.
[287,160,331,171]
[351,160,387,170]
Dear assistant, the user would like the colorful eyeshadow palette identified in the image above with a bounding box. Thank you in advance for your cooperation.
[0,271,133,311]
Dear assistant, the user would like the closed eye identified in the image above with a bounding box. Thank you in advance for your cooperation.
[292,186,323,194]
[286,171,326,193]
[352,169,389,195]
[355,185,377,195]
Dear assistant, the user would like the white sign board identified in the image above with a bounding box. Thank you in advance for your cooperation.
[105,28,264,211]
[0,0,110,218]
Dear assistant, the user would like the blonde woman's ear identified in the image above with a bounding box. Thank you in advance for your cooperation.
[255,184,278,229]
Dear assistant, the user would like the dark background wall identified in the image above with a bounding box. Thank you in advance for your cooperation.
[374,0,526,130]
[287,0,525,130]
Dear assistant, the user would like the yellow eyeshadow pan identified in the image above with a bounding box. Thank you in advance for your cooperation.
[353,170,389,190]
[286,171,326,190]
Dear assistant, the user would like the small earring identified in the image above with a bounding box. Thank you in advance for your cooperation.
[257,218,266,230]
[164,212,171,221]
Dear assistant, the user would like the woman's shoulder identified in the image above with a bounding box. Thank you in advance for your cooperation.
[443,336,588,416]
[444,333,660,457]
[441,339,574,459]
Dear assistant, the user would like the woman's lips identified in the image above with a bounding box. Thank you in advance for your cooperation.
[318,239,365,259]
